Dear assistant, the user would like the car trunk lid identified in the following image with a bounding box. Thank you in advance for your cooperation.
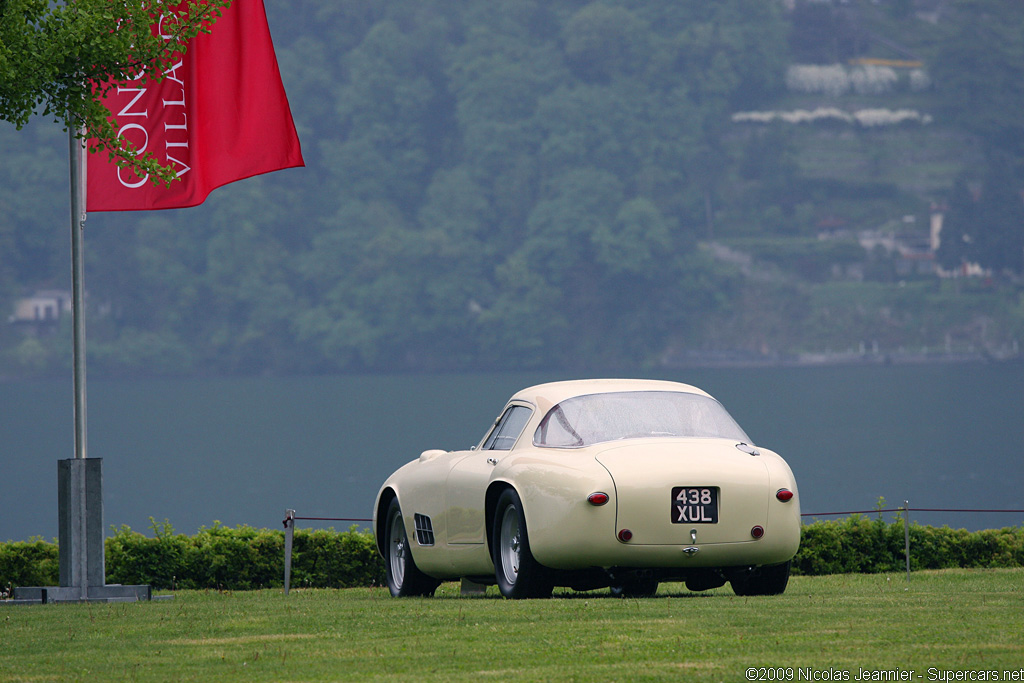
[594,439,770,545]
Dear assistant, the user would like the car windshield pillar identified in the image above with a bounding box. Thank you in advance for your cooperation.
[482,404,533,451]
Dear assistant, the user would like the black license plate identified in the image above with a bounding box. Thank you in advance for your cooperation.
[671,487,719,524]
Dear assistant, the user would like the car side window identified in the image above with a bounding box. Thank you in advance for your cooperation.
[482,405,532,451]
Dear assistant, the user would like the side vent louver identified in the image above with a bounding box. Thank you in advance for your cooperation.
[413,514,434,546]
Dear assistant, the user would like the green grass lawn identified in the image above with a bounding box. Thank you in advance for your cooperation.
[2,569,1022,682]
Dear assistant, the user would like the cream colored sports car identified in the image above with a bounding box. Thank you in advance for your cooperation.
[373,379,800,599]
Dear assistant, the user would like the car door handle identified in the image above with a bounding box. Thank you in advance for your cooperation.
[487,457,498,466]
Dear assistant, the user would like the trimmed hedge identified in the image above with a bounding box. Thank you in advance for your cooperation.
[3,518,1022,592]
[793,515,1024,575]
[0,538,59,590]
[1,521,383,592]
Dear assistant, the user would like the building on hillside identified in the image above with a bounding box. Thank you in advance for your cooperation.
[8,290,72,324]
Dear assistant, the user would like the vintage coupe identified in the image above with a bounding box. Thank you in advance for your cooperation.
[373,379,800,599]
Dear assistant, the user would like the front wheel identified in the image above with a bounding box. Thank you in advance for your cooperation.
[730,561,791,596]
[384,498,441,597]
[492,489,553,599]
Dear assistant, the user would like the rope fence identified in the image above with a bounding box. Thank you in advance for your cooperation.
[802,503,1024,581]
[801,507,1024,517]
[282,515,373,524]
[281,505,1024,594]
[282,510,373,594]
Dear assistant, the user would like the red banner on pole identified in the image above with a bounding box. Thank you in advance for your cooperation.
[86,0,304,212]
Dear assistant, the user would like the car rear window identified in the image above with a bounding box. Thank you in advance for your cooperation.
[533,391,750,448]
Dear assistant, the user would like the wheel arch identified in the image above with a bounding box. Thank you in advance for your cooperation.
[375,487,398,557]
[484,480,514,556]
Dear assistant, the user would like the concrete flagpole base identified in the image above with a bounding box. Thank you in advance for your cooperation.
[8,459,154,605]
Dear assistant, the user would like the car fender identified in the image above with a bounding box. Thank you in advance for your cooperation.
[759,447,802,558]
[374,454,463,577]
[492,452,617,570]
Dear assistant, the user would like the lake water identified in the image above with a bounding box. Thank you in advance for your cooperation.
[1,364,1022,542]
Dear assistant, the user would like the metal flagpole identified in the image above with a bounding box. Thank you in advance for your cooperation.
[64,128,94,602]
[70,129,87,462]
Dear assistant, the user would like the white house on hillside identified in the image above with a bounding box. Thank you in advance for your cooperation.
[8,290,72,324]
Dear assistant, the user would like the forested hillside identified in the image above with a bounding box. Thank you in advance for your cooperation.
[2,0,1022,376]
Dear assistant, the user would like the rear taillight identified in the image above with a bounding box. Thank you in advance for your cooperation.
[588,492,609,506]
[776,489,794,502]
[751,525,765,539]
[617,529,633,542]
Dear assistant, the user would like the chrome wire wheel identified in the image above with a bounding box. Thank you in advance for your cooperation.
[498,504,521,586]
[491,488,553,599]
[383,497,440,598]
[388,509,407,589]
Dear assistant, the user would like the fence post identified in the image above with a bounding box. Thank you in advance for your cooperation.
[903,500,911,581]
[284,509,295,595]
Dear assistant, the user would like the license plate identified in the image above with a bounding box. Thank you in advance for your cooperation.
[671,487,719,524]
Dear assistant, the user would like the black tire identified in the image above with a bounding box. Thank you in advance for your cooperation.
[730,561,791,596]
[610,579,659,598]
[384,498,441,597]
[491,488,553,599]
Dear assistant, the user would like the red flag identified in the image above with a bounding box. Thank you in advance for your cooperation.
[86,0,304,211]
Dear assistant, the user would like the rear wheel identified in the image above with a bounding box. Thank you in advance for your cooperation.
[492,489,553,599]
[730,561,791,596]
[384,498,440,597]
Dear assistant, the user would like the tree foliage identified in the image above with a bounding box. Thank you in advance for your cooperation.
[938,168,1024,275]
[0,0,230,184]
[927,1,1024,275]
[1,0,1022,377]
[931,0,1024,171]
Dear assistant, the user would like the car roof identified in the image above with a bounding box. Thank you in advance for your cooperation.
[509,378,713,413]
